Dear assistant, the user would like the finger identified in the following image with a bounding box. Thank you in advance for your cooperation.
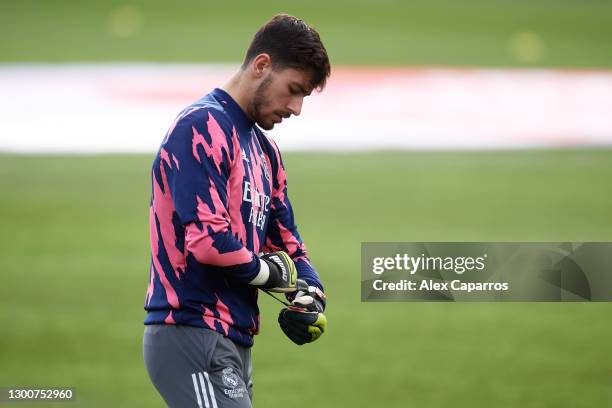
[279,315,311,333]
[308,325,322,341]
[279,321,311,344]
[312,313,327,333]
[282,309,319,325]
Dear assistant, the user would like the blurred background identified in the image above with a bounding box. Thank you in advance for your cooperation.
[1,1,611,407]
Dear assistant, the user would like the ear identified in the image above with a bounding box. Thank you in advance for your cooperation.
[251,53,272,78]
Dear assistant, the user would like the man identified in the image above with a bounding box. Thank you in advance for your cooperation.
[143,14,330,408]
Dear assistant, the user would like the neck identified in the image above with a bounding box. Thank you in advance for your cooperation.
[222,71,253,120]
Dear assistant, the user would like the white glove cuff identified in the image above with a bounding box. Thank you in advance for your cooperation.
[249,258,270,286]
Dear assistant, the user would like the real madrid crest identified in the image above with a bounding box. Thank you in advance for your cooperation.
[222,367,240,389]
[261,153,271,181]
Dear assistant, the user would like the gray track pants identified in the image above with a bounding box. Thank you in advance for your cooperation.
[143,325,253,408]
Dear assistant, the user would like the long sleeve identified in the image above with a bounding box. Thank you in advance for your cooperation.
[262,138,324,291]
[156,107,260,283]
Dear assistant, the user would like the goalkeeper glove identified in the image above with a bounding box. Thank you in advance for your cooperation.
[278,284,327,345]
[253,251,298,293]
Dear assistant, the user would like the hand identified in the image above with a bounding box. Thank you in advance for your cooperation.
[278,285,327,345]
[259,251,298,293]
[291,282,326,312]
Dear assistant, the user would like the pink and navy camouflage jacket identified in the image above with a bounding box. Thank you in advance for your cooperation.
[144,88,323,347]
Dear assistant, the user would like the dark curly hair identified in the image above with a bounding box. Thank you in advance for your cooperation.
[243,14,331,91]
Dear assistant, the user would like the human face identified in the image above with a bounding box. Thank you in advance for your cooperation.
[250,67,313,130]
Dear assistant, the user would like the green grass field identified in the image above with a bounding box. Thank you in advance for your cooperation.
[1,151,611,407]
[1,0,612,67]
[2,0,612,406]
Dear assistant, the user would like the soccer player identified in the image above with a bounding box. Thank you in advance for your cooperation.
[143,14,330,408]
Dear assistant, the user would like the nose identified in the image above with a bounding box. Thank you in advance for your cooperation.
[287,96,304,117]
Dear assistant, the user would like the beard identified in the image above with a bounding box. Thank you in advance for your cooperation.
[251,74,274,130]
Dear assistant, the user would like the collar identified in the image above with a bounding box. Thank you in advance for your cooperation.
[211,88,255,133]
